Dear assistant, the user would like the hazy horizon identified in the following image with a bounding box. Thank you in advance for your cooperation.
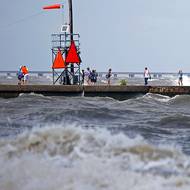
[1,0,190,72]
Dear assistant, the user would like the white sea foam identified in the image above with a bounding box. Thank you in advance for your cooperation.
[18,92,45,98]
[0,125,190,190]
[46,75,52,80]
[182,76,190,86]
[6,76,13,80]
[144,93,171,102]
[173,75,190,86]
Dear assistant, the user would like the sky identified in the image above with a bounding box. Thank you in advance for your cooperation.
[1,0,190,72]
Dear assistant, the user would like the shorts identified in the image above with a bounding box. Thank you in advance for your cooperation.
[18,76,23,81]
[24,74,29,81]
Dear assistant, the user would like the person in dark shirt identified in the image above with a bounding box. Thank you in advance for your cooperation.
[106,68,112,85]
[178,70,183,86]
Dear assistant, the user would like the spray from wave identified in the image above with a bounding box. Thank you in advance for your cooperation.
[0,125,190,190]
[173,75,190,86]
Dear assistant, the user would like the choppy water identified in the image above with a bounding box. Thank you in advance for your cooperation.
[0,75,190,190]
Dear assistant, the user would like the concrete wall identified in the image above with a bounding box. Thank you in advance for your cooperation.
[0,85,189,99]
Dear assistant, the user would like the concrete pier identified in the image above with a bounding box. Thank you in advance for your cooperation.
[0,85,83,98]
[0,85,189,99]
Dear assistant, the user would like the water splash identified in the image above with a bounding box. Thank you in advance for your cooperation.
[0,125,190,190]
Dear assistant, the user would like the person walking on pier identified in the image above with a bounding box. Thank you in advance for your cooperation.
[21,66,29,85]
[106,68,112,85]
[144,67,151,85]
[178,70,183,86]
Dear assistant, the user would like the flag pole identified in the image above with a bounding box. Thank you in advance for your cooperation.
[68,0,73,40]
[68,0,74,73]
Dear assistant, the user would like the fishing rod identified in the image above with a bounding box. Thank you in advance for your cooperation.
[0,11,44,31]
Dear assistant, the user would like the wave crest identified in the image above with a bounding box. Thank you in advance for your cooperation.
[1,125,190,190]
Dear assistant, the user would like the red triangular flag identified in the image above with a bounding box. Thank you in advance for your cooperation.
[52,50,66,69]
[66,41,81,64]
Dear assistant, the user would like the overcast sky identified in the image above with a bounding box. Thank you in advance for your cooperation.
[1,0,190,72]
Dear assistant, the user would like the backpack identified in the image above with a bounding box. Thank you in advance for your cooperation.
[106,73,110,79]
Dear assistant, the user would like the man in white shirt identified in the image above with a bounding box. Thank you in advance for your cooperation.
[85,67,91,85]
[144,67,151,85]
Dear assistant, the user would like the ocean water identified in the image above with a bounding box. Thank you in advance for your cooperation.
[0,74,190,190]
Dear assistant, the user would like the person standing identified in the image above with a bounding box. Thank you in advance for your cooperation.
[144,67,151,85]
[178,70,183,86]
[90,70,96,85]
[81,69,85,85]
[106,68,112,85]
[17,66,24,85]
[21,66,29,84]
[94,70,98,84]
[85,67,91,85]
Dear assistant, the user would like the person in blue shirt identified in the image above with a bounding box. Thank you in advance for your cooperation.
[17,66,24,85]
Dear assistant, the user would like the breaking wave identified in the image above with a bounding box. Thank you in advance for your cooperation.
[0,125,190,190]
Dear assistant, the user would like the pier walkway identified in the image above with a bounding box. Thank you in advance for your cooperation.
[0,85,189,99]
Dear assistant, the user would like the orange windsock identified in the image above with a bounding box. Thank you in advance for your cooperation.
[43,4,61,10]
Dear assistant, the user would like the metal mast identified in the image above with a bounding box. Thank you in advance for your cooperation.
[68,0,74,73]
[68,0,73,40]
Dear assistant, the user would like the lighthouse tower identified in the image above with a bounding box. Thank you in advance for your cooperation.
[43,1,82,85]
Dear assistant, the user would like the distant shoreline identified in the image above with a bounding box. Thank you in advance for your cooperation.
[0,71,189,75]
